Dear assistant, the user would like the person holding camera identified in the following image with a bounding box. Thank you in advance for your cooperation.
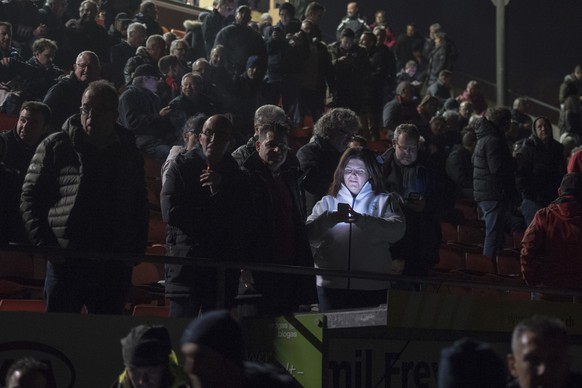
[380,123,442,280]
[306,147,405,311]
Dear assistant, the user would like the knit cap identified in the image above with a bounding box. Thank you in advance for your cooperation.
[180,310,245,365]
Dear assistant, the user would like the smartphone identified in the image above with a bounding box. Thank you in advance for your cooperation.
[338,203,350,213]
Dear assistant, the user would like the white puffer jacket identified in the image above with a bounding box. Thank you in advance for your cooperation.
[306,182,406,290]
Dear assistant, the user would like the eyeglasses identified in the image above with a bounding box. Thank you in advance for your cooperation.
[344,168,368,177]
[201,129,226,140]
[395,143,418,153]
[75,62,91,69]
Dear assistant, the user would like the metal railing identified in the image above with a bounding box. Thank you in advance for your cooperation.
[2,243,581,310]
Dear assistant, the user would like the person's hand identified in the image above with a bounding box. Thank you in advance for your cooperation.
[200,169,222,194]
[331,205,359,224]
[33,24,47,37]
[0,57,11,66]
[240,269,254,289]
[272,28,283,40]
[159,106,172,117]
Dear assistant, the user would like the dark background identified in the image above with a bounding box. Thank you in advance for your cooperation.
[315,0,582,108]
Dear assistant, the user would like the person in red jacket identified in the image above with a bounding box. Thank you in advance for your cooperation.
[520,172,582,298]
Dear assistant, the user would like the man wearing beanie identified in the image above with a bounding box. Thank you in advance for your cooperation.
[438,337,507,388]
[180,310,299,387]
[112,324,190,388]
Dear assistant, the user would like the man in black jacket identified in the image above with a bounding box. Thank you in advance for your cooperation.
[43,50,101,130]
[21,80,148,314]
[472,107,516,259]
[161,115,250,318]
[241,122,314,314]
[201,0,235,57]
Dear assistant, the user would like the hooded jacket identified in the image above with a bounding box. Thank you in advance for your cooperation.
[472,117,515,202]
[515,124,565,205]
[520,197,582,290]
[306,182,405,290]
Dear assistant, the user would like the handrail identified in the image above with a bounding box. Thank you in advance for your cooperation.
[3,244,582,306]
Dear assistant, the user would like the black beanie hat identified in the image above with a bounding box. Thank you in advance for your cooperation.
[180,310,245,365]
[121,325,172,367]
[438,337,507,388]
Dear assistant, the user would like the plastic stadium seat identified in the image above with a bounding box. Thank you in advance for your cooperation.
[148,211,166,245]
[143,156,162,211]
[132,262,162,286]
[457,224,485,246]
[0,113,18,132]
[454,200,479,221]
[132,304,169,317]
[0,299,46,312]
[440,222,457,244]
[496,254,521,276]
[464,252,496,274]
[170,28,185,38]
[434,247,465,272]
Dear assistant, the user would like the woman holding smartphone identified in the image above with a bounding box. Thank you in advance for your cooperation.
[306,147,406,311]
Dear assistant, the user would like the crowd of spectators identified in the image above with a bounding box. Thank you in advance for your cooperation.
[0,0,581,317]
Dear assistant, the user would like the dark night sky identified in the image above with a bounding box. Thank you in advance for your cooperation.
[316,0,582,108]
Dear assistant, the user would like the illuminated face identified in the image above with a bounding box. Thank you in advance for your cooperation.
[80,89,116,139]
[343,158,369,195]
[210,47,224,67]
[279,9,291,26]
[35,48,55,66]
[0,25,12,51]
[346,3,357,17]
[508,330,570,388]
[359,34,374,50]
[127,365,166,388]
[246,66,257,79]
[17,108,47,147]
[79,1,98,22]
[375,11,385,25]
[256,130,288,172]
[218,1,235,18]
[340,36,353,51]
[73,53,100,83]
[406,25,415,37]
[192,60,208,77]
[181,76,202,98]
[171,42,187,60]
[199,116,231,164]
[535,118,551,142]
[393,132,419,166]
[147,40,165,61]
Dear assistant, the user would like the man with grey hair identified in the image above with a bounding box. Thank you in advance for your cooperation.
[507,315,582,388]
[232,104,288,166]
[241,121,314,314]
[381,123,441,278]
[297,108,360,213]
[124,34,165,85]
[110,22,146,88]
[44,50,101,129]
[118,64,176,160]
